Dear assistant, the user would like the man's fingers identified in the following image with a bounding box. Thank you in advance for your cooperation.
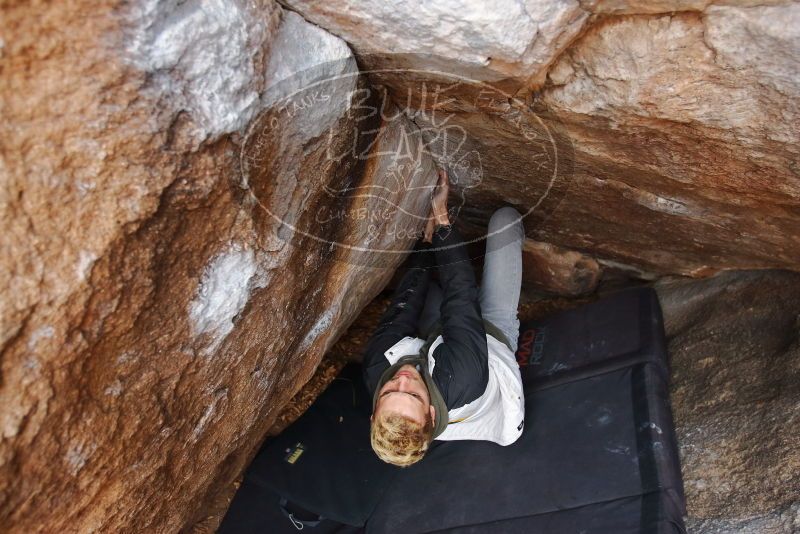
[423,214,435,243]
[435,168,449,195]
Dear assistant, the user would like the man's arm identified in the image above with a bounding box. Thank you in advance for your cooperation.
[430,224,489,409]
[362,241,435,396]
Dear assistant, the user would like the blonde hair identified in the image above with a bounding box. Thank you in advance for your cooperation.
[370,411,434,467]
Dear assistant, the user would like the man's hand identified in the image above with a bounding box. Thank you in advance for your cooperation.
[423,214,435,243]
[431,168,450,225]
[423,168,451,243]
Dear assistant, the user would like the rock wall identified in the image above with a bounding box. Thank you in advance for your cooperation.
[283,0,800,276]
[657,270,800,533]
[1,1,435,531]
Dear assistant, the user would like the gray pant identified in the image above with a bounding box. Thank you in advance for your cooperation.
[418,207,524,353]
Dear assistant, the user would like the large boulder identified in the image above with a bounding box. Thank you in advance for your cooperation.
[538,4,800,275]
[657,270,800,533]
[281,0,588,93]
[0,1,434,531]
[283,0,800,276]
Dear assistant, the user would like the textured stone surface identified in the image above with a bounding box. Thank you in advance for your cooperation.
[537,5,800,275]
[521,239,601,295]
[657,270,800,533]
[282,0,589,93]
[4,0,800,531]
[0,1,435,532]
[285,1,800,276]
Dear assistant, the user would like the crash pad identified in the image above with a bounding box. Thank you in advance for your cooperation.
[219,288,685,534]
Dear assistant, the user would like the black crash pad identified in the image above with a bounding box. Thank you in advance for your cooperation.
[367,363,684,533]
[217,475,363,534]
[219,287,686,534]
[367,287,685,533]
[219,365,394,533]
[515,286,669,387]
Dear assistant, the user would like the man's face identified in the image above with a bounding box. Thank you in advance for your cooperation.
[374,364,436,424]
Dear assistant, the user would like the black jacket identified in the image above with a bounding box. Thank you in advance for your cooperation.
[362,225,489,411]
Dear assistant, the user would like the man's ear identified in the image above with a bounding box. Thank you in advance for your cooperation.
[429,404,436,423]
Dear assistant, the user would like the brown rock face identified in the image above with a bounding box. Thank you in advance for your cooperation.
[538,7,800,275]
[657,270,800,533]
[284,0,800,276]
[1,1,435,532]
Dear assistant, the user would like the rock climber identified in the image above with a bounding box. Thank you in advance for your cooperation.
[362,167,526,467]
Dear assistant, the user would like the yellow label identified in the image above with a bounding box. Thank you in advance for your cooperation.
[285,443,305,464]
